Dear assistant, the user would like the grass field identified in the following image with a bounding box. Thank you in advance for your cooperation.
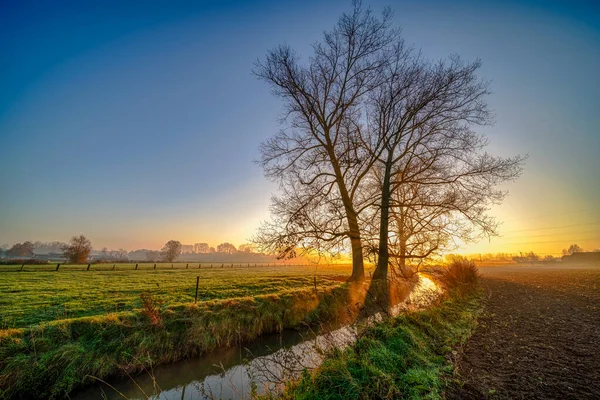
[0,263,358,329]
[1,263,382,398]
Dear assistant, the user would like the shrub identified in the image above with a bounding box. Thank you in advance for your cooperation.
[440,257,479,289]
[139,292,163,327]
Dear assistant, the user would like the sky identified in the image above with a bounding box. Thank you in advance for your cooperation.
[0,0,599,255]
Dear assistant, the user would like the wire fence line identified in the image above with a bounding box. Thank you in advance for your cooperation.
[0,262,333,273]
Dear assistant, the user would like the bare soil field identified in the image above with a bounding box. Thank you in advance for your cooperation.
[448,264,600,399]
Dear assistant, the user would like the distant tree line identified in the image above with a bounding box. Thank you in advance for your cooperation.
[0,236,262,264]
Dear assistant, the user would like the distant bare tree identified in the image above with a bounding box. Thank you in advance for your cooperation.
[32,241,66,254]
[193,242,210,254]
[114,248,128,260]
[62,235,92,263]
[161,240,182,262]
[217,242,237,254]
[254,2,398,280]
[563,244,584,255]
[146,250,161,262]
[100,247,109,259]
[7,241,35,258]
[238,243,256,253]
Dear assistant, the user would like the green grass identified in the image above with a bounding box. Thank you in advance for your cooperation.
[0,263,355,329]
[0,263,371,398]
[283,287,484,400]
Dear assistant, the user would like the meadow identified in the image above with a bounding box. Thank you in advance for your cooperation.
[0,262,386,398]
[0,263,358,329]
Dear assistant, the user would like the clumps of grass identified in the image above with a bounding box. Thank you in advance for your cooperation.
[283,289,484,400]
[139,292,163,327]
[440,257,480,291]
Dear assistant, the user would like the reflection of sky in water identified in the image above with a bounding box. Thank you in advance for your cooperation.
[76,275,442,400]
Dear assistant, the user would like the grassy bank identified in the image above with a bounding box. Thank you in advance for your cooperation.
[0,279,372,399]
[283,287,483,399]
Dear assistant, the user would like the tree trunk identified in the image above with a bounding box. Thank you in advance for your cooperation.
[397,209,407,274]
[373,160,393,281]
[327,140,365,281]
[348,213,365,281]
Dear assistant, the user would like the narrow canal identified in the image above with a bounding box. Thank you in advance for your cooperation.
[74,275,440,399]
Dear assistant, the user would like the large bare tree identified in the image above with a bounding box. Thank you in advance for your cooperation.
[255,2,524,282]
[254,2,397,280]
[366,52,525,280]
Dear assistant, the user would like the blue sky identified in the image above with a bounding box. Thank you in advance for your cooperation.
[1,0,599,254]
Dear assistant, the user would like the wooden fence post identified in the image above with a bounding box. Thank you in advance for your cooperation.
[112,265,115,270]
[154,263,156,270]
[20,263,24,271]
[56,263,60,271]
[135,263,138,270]
[194,276,200,304]
[198,263,201,268]
[87,263,91,271]
[314,276,317,292]
[186,263,189,269]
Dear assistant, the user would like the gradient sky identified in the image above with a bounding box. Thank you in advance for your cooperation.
[1,0,599,255]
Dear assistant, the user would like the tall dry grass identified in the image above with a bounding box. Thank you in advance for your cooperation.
[440,257,480,291]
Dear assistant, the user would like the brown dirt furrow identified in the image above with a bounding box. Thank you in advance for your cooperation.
[447,267,600,400]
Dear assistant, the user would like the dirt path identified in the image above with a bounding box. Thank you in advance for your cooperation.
[447,265,600,400]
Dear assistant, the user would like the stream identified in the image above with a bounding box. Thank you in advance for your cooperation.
[73,275,441,400]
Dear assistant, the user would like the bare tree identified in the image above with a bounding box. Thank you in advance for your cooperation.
[255,2,524,282]
[62,235,92,263]
[563,244,584,255]
[217,242,237,254]
[100,247,109,259]
[6,241,35,258]
[161,240,182,262]
[238,243,256,253]
[193,242,210,254]
[114,248,128,261]
[146,250,161,262]
[365,49,525,280]
[254,2,398,280]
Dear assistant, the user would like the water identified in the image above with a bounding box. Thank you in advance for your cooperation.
[73,275,441,400]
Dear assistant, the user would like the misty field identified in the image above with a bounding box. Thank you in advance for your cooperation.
[0,263,356,329]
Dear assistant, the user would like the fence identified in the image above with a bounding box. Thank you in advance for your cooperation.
[0,262,329,273]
